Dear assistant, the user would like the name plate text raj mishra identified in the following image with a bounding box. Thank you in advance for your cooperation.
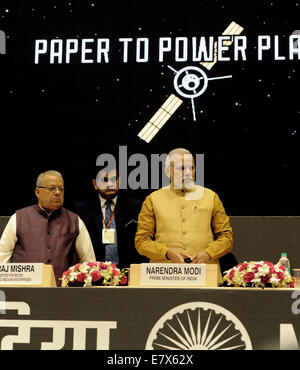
[0,264,43,285]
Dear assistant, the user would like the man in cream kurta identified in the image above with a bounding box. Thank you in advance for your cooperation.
[135,148,233,284]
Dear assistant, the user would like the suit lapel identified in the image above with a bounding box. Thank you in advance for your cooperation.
[92,195,103,232]
[90,195,105,261]
[114,193,132,230]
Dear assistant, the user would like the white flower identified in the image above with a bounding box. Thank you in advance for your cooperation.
[79,262,90,273]
[258,265,270,275]
[61,279,68,287]
[69,272,78,281]
[84,275,93,287]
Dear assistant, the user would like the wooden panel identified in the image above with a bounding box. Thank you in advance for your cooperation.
[41,265,57,287]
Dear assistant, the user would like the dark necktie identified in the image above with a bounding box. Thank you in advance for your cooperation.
[104,200,119,264]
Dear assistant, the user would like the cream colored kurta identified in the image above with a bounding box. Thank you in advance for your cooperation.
[135,186,233,283]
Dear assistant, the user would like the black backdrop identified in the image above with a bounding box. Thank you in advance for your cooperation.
[0,0,299,216]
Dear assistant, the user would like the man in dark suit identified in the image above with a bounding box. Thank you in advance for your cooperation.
[73,166,148,269]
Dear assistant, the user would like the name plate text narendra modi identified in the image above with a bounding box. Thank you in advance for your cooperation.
[0,264,43,285]
[140,263,207,286]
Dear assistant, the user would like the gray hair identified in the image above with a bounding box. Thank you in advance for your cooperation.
[36,170,64,187]
[165,148,192,168]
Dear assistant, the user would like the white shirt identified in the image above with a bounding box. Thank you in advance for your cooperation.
[0,213,96,264]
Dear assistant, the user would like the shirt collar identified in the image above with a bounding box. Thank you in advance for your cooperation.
[168,183,197,194]
[37,203,58,217]
[99,194,117,209]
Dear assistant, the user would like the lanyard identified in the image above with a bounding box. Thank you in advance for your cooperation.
[102,207,116,229]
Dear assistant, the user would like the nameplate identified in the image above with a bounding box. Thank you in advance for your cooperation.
[140,263,207,286]
[0,264,43,285]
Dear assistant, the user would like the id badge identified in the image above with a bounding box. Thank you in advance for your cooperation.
[102,228,115,244]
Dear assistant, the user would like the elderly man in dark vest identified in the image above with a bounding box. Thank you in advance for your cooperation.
[0,170,96,285]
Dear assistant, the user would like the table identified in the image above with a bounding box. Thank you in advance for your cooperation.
[0,286,299,350]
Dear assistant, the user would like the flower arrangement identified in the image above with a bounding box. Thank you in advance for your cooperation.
[223,261,294,288]
[61,261,128,287]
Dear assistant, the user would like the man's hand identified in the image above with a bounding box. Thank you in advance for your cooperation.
[190,251,211,264]
[166,249,192,263]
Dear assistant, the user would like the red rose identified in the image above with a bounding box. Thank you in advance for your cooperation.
[91,270,101,281]
[76,272,86,282]
[99,262,108,270]
[112,269,119,276]
[121,275,127,285]
[87,262,97,268]
[253,264,262,272]
[261,274,270,285]
[62,269,71,278]
[269,266,275,274]
[238,263,249,272]
[276,271,285,282]
[278,265,286,272]
[264,261,274,268]
[229,269,235,280]
[243,272,255,283]
[74,263,81,271]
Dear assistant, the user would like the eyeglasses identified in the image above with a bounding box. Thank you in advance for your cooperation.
[37,186,65,193]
